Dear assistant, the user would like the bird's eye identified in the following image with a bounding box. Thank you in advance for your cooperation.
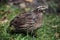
[39,10,43,12]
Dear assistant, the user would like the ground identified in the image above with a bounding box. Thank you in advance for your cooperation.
[0,5,60,40]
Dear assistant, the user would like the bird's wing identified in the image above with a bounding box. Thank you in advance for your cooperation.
[18,12,36,28]
[10,12,36,29]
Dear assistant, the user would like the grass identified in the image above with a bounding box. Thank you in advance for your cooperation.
[0,5,60,40]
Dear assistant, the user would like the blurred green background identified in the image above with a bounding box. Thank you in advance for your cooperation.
[0,0,60,40]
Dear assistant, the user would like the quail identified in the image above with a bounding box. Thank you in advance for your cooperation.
[9,5,48,34]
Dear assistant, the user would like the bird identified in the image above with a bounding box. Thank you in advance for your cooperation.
[8,5,48,35]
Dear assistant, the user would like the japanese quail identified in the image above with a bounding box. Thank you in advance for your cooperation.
[9,5,48,34]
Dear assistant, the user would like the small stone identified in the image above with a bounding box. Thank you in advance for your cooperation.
[52,25,58,28]
[19,3,26,9]
[55,32,59,38]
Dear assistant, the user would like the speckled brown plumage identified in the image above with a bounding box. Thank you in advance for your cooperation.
[9,6,48,34]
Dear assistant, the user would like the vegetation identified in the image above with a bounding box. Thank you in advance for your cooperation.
[0,0,60,40]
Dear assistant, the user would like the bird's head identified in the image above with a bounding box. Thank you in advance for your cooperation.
[33,5,48,13]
